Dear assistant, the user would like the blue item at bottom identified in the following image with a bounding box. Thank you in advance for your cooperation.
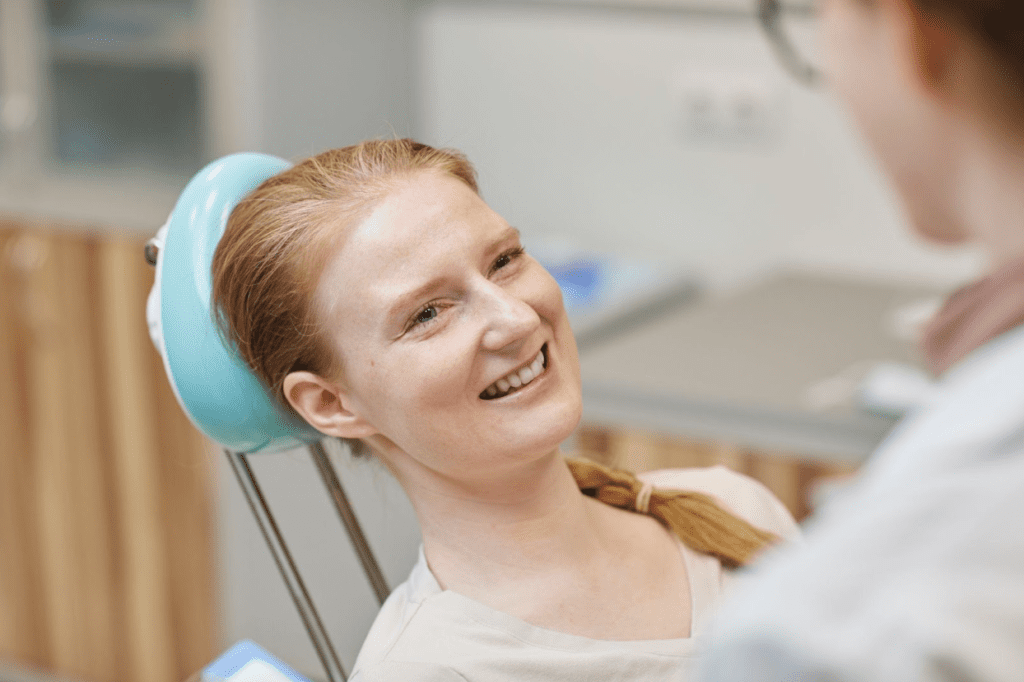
[202,640,311,682]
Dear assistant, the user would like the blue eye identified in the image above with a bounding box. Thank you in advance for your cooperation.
[414,306,438,326]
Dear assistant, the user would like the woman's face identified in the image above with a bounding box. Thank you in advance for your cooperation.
[820,0,968,244]
[312,171,582,482]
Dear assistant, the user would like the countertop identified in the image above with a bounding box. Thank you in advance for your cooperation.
[579,271,946,464]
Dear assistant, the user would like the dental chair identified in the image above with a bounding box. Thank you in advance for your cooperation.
[145,154,388,682]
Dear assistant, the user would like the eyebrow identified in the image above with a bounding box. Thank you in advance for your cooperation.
[386,226,522,327]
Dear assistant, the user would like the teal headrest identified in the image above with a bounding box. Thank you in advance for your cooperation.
[148,153,323,454]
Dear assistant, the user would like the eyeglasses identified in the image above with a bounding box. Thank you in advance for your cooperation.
[758,0,822,87]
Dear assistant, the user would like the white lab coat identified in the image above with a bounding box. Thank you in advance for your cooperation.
[695,322,1024,682]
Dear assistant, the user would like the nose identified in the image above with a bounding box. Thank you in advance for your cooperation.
[478,280,541,353]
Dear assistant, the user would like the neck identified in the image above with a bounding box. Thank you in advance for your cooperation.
[957,125,1024,271]
[395,450,620,593]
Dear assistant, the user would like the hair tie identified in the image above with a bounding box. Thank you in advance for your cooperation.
[634,481,654,514]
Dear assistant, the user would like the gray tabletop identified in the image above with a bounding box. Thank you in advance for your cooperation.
[579,272,946,465]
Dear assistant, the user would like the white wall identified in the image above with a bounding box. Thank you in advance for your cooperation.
[414,1,984,290]
[251,0,415,158]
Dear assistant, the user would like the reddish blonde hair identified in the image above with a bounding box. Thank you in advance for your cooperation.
[917,0,1024,86]
[212,139,478,412]
[211,138,780,567]
[566,458,779,568]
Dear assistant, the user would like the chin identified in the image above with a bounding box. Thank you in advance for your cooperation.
[520,393,583,455]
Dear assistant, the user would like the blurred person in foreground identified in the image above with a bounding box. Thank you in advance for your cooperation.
[697,1,1024,680]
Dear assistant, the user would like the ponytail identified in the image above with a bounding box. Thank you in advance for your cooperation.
[566,458,779,569]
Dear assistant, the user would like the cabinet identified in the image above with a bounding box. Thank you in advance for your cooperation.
[0,222,217,682]
[0,3,416,679]
[0,0,414,234]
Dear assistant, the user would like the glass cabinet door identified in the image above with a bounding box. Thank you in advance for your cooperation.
[0,34,5,168]
[43,0,204,182]
[0,0,46,186]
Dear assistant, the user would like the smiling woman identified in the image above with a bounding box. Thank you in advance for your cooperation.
[210,139,800,682]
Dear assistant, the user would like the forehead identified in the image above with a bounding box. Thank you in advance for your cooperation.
[315,172,510,324]
[350,172,497,257]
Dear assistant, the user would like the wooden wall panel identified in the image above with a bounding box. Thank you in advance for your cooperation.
[0,223,217,682]
[30,229,102,675]
[0,226,48,669]
[100,238,177,682]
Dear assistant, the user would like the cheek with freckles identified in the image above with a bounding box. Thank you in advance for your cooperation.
[354,340,477,449]
[522,261,570,327]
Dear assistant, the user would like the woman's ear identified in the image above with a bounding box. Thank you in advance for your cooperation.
[283,370,378,440]
[885,0,958,99]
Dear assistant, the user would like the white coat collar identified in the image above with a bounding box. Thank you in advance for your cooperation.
[851,323,1024,500]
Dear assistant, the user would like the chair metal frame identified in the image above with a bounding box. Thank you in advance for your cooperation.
[224,441,389,682]
[145,162,391,680]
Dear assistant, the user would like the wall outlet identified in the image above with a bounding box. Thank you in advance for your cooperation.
[673,69,784,145]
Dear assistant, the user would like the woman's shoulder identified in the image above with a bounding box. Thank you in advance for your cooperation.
[351,547,442,675]
[639,465,802,542]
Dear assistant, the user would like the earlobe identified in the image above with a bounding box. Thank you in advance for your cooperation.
[283,371,378,440]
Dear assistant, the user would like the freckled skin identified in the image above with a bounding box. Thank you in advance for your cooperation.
[284,170,693,643]
[311,171,583,487]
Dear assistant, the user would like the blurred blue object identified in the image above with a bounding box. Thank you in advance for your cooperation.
[202,640,311,682]
[545,259,603,307]
[150,153,323,454]
[529,236,700,351]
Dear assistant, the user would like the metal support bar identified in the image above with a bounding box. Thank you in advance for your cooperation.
[225,449,347,682]
[308,441,390,605]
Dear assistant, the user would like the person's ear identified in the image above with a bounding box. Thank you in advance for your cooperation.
[884,0,958,99]
[283,370,378,440]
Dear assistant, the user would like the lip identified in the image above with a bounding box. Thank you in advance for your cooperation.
[479,343,550,400]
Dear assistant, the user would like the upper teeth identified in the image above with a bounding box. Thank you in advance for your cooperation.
[485,349,546,398]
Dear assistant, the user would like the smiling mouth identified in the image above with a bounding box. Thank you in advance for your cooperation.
[480,344,548,400]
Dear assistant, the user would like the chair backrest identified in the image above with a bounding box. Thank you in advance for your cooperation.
[148,153,323,454]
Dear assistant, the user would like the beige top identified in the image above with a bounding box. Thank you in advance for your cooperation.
[351,466,802,682]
